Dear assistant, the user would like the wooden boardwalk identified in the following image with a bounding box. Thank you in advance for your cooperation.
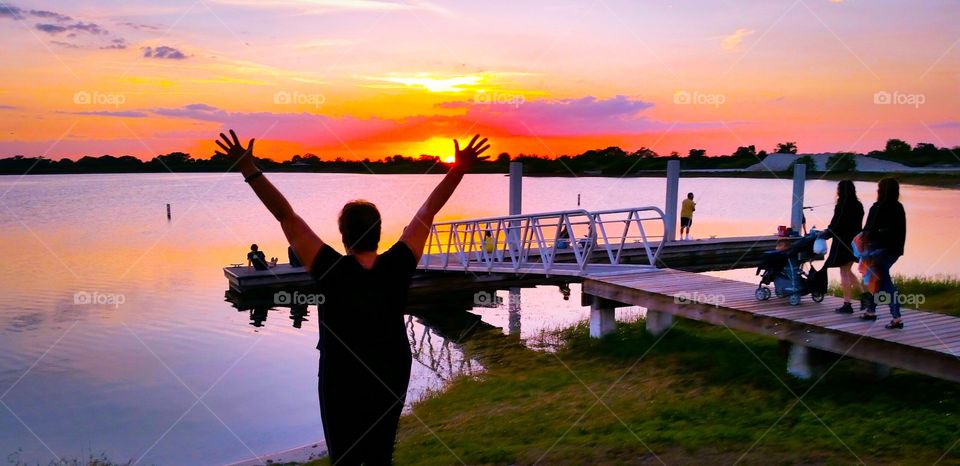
[583,268,960,383]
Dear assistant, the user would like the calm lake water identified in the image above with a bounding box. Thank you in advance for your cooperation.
[0,173,957,465]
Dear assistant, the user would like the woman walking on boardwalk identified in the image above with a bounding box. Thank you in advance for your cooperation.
[859,178,907,329]
[823,180,865,314]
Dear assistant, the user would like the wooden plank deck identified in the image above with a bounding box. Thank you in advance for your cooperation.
[582,268,960,383]
[224,264,313,291]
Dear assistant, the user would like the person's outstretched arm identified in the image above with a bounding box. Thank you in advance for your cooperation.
[216,130,324,272]
[400,134,490,262]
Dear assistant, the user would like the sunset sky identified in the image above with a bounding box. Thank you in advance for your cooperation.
[0,0,958,161]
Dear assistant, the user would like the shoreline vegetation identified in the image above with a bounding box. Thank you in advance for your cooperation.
[2,139,959,186]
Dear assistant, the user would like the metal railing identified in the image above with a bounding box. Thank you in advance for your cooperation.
[419,206,666,275]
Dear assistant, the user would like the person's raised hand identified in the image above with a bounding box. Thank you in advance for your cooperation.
[453,134,490,172]
[214,129,256,169]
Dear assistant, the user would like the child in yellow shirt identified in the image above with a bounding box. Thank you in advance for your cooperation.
[680,192,696,240]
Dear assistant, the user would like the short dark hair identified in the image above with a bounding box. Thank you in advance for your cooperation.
[250,243,258,251]
[338,200,381,252]
[687,192,694,198]
[877,177,900,203]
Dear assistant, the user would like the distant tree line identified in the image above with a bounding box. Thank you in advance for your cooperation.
[1,139,956,176]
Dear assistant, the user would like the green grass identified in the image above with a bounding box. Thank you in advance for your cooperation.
[304,318,960,465]
[829,275,960,316]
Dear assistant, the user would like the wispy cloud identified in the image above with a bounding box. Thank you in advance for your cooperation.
[60,110,149,118]
[209,0,453,16]
[27,9,72,22]
[50,40,80,49]
[0,5,71,21]
[143,46,188,60]
[722,28,754,52]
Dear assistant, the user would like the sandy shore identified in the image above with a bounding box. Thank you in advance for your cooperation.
[226,440,327,466]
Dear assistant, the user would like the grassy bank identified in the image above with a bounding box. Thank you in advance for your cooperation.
[829,275,960,316]
[304,321,959,465]
[298,278,960,465]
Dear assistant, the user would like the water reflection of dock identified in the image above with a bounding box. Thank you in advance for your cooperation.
[225,289,505,384]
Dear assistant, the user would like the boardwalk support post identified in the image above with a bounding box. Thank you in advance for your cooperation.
[508,287,521,336]
[645,310,673,336]
[583,294,617,338]
[787,344,813,379]
[664,160,680,242]
[786,343,831,380]
[791,163,806,233]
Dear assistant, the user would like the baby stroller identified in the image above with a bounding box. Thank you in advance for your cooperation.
[755,232,828,305]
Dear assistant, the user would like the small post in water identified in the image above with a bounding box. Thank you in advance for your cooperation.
[166,203,171,220]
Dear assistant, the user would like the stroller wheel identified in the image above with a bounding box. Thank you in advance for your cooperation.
[789,294,802,306]
[755,287,771,301]
[811,292,824,303]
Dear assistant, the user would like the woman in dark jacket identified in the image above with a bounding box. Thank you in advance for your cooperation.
[861,178,907,329]
[824,180,864,314]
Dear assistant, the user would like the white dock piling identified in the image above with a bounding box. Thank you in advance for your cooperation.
[664,160,680,242]
[509,161,522,215]
[791,164,806,233]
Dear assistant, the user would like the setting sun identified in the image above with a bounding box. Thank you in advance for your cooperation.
[406,136,456,161]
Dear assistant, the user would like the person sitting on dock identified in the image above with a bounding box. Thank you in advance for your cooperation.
[215,129,490,465]
[680,192,696,240]
[246,244,269,271]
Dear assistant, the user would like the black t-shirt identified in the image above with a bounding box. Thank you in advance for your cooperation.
[247,250,268,270]
[310,242,417,383]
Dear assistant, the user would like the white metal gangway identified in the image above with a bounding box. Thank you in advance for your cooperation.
[419,206,666,276]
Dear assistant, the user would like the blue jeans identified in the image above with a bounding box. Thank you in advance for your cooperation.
[868,252,901,319]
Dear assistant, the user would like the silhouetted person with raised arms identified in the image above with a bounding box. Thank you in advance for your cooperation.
[216,129,489,465]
